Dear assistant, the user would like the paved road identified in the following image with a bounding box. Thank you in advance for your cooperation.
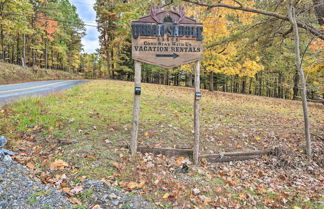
[0,80,86,106]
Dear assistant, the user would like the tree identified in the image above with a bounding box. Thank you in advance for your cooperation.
[180,0,321,157]
[288,1,312,157]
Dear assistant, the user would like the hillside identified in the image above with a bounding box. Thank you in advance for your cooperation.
[0,80,323,208]
[0,62,81,85]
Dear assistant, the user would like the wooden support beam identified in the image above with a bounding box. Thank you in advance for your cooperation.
[130,61,142,155]
[200,149,272,158]
[136,147,193,157]
[125,145,272,163]
[200,155,260,163]
[193,60,201,165]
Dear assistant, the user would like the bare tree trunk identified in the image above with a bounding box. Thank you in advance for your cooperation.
[111,49,114,79]
[248,77,253,94]
[0,25,4,61]
[259,72,262,96]
[16,34,20,64]
[288,2,312,157]
[278,72,283,98]
[223,76,227,92]
[159,73,162,84]
[234,75,239,93]
[293,69,299,100]
[187,72,193,87]
[11,44,14,64]
[241,77,246,94]
[45,38,48,69]
[203,70,207,89]
[209,71,214,91]
[22,34,26,67]
[215,74,218,91]
[266,76,270,97]
[164,69,169,85]
[230,76,234,92]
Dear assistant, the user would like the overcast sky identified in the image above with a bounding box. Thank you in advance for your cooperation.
[70,0,99,54]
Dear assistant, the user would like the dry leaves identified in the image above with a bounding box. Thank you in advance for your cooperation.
[50,159,69,170]
[111,161,121,170]
[26,162,35,169]
[127,181,145,190]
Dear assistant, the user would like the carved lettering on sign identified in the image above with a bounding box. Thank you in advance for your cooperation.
[131,6,203,68]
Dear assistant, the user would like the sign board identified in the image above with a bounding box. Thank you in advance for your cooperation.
[131,6,203,68]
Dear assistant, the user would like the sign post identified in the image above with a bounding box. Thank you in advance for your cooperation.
[130,6,203,164]
[193,60,201,165]
[130,61,142,155]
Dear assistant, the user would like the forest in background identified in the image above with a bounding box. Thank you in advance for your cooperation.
[93,0,323,100]
[0,0,323,100]
[0,0,85,72]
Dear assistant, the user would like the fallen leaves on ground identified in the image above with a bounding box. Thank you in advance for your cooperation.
[2,81,323,208]
[50,159,69,170]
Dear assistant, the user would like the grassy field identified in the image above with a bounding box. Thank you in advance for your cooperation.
[1,80,323,208]
[0,62,80,85]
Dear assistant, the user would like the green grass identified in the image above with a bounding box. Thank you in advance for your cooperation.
[1,80,323,171]
[77,189,94,202]
[1,80,323,208]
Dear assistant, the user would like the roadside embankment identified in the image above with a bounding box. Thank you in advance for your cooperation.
[0,62,81,85]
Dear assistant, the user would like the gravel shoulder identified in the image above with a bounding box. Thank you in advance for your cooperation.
[0,160,72,209]
[0,136,152,209]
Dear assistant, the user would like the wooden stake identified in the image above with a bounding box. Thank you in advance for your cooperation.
[193,60,201,165]
[130,61,142,155]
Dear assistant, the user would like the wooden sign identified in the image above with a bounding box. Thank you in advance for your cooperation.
[131,6,203,68]
[130,6,203,165]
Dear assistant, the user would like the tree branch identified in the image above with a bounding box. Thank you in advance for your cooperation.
[182,0,324,40]
[232,0,243,8]
[206,17,277,49]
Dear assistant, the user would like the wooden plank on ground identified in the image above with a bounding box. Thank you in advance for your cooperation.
[136,147,193,157]
[123,144,273,162]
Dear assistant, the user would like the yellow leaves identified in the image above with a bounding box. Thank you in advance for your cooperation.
[162,193,170,199]
[179,63,194,72]
[50,159,69,170]
[239,193,246,200]
[255,137,261,141]
[241,59,264,77]
[304,62,324,73]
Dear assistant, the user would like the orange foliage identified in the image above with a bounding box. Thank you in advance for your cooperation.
[36,13,59,40]
[310,38,324,52]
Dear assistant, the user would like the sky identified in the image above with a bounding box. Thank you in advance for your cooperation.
[70,0,99,54]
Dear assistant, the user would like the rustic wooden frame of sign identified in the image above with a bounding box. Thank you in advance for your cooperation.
[130,6,203,165]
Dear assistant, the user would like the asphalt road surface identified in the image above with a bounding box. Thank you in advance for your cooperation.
[0,80,86,106]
